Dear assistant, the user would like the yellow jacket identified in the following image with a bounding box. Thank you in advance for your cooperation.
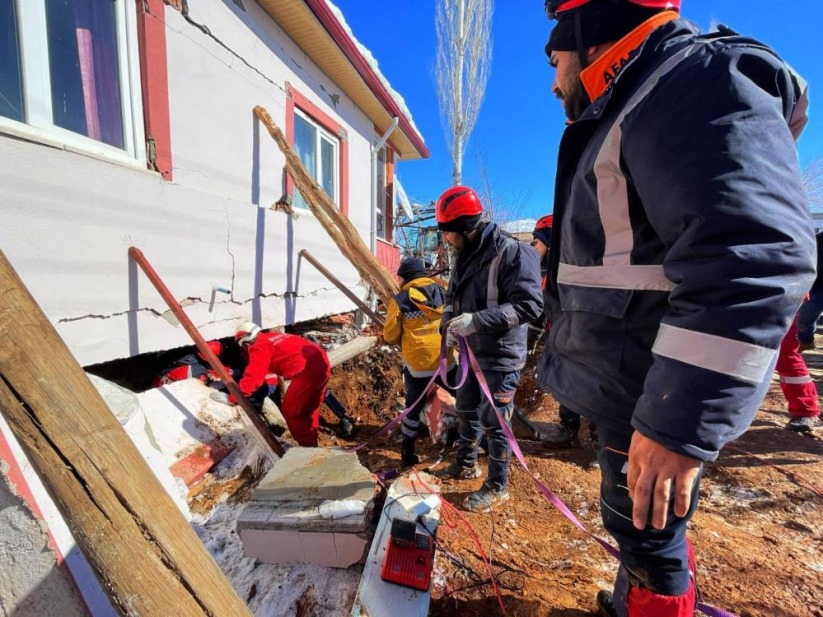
[383,277,455,377]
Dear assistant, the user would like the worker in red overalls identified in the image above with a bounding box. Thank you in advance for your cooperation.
[230,321,331,447]
[153,340,225,387]
[777,315,820,434]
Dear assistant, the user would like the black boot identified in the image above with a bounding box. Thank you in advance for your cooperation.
[596,590,618,617]
[401,438,421,468]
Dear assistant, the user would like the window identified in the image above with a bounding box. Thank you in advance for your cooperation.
[293,109,339,210]
[375,146,387,239]
[0,0,144,161]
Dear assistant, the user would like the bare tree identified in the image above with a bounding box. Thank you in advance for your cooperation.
[473,147,532,226]
[436,0,493,186]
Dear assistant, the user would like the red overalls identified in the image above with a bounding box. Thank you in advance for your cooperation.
[235,333,331,446]
[776,317,820,419]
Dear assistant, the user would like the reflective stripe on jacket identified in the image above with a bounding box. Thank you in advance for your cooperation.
[443,223,544,371]
[383,276,453,377]
[537,18,815,461]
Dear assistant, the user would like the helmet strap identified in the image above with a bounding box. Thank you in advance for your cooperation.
[574,11,589,69]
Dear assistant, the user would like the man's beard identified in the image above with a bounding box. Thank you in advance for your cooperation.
[564,77,591,122]
[560,54,591,122]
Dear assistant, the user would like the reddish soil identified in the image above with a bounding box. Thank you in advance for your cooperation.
[322,344,823,617]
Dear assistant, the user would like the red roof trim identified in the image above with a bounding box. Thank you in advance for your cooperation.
[303,0,430,159]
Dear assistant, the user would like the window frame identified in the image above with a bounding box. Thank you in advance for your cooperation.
[374,143,395,243]
[293,107,340,210]
[285,83,348,216]
[0,0,146,166]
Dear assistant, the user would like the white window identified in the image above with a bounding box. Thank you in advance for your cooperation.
[293,108,339,209]
[0,0,145,163]
[375,146,388,239]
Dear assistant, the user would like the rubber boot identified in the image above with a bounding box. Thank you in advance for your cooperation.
[401,438,421,468]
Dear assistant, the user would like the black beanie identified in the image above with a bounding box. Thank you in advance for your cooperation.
[545,3,662,55]
[533,226,552,248]
[438,213,483,234]
[397,257,427,281]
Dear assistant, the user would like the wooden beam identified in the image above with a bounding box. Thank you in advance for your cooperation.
[0,250,253,616]
[254,105,400,306]
[328,336,378,368]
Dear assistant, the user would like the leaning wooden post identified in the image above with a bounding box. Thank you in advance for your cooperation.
[128,246,284,459]
[0,250,253,617]
[253,105,400,305]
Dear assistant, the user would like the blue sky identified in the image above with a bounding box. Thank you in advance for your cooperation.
[331,0,823,220]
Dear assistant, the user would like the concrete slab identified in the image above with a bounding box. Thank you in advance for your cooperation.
[251,447,375,504]
[238,447,376,568]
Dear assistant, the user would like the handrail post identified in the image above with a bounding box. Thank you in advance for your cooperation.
[128,247,284,459]
[299,249,385,327]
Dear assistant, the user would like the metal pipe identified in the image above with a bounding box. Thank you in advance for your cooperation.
[128,247,284,459]
[371,117,399,255]
[299,249,385,326]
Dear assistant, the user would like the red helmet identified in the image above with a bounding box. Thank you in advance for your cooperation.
[435,186,483,232]
[534,215,553,230]
[198,340,224,361]
[532,215,553,248]
[545,0,681,20]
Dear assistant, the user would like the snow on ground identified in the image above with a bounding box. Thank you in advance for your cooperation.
[127,378,362,616]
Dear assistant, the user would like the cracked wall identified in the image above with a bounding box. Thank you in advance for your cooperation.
[0,0,392,366]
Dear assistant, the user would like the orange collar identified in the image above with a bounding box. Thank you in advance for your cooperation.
[580,11,679,103]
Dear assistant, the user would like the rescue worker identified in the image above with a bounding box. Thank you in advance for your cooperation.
[777,316,820,434]
[153,340,225,387]
[436,186,543,512]
[531,216,596,451]
[383,257,457,468]
[231,321,331,447]
[797,230,823,352]
[540,1,814,615]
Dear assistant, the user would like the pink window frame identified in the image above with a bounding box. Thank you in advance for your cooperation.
[285,83,348,216]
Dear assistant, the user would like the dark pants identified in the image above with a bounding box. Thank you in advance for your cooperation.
[559,404,581,431]
[401,366,458,439]
[797,288,823,344]
[455,368,520,492]
[596,425,702,616]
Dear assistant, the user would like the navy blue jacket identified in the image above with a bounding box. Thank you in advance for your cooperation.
[443,222,543,371]
[537,20,815,461]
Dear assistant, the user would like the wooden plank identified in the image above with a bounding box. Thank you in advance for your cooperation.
[329,336,379,368]
[0,250,253,616]
[351,474,440,617]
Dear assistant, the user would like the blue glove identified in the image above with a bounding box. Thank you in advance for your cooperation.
[447,313,477,337]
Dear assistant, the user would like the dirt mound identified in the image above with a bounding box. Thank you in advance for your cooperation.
[321,344,823,617]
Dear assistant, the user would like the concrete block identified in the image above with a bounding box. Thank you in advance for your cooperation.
[240,528,303,564]
[334,532,369,566]
[300,532,334,566]
[251,447,375,504]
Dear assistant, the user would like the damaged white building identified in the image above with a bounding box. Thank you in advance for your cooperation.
[0,0,428,613]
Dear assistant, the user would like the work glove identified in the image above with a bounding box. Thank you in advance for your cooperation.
[447,313,477,338]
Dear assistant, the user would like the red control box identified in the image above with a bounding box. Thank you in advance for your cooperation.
[380,518,435,591]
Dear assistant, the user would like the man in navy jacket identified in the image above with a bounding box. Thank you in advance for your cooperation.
[436,185,543,513]
[540,1,814,615]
